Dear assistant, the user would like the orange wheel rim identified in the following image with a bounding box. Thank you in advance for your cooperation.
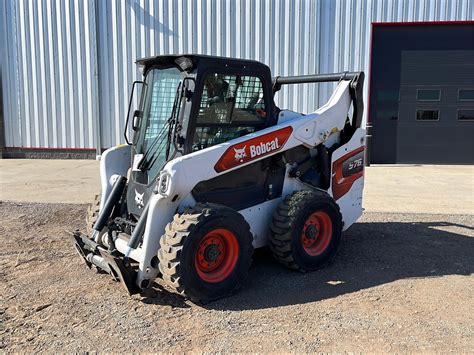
[195,228,239,283]
[300,211,332,256]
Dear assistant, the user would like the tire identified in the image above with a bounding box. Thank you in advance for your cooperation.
[158,203,254,303]
[86,193,101,235]
[270,190,342,271]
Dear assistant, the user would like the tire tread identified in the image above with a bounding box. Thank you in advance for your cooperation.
[269,190,341,271]
[158,203,253,302]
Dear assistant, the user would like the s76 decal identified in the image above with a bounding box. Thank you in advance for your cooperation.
[332,146,365,200]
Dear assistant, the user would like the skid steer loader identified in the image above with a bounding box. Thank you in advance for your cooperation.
[71,55,365,303]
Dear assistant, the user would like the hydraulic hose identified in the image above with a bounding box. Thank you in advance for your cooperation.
[127,202,149,250]
[91,175,127,241]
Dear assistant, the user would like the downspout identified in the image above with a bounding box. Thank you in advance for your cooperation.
[0,70,4,158]
[93,0,102,159]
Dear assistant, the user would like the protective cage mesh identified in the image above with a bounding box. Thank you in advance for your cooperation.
[193,74,265,151]
[192,126,257,151]
[198,75,265,124]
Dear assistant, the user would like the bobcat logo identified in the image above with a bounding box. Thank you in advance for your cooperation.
[134,190,144,209]
[234,146,247,162]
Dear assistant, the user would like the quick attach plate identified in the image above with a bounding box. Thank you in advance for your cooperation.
[70,231,93,269]
[70,231,140,295]
[98,249,140,295]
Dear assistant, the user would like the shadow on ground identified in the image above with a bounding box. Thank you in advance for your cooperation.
[143,219,473,310]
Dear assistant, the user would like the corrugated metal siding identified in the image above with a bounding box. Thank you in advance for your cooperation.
[2,0,473,150]
[2,0,99,149]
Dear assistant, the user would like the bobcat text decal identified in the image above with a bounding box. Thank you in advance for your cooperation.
[214,126,293,172]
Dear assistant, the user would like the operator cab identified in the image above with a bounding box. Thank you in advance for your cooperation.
[126,55,277,217]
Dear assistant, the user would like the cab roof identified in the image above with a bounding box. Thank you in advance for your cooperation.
[136,54,272,74]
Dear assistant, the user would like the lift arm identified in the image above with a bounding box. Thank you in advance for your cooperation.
[272,71,365,130]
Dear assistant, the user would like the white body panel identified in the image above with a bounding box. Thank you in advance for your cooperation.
[238,199,282,249]
[99,144,131,210]
[237,164,314,249]
[329,128,366,230]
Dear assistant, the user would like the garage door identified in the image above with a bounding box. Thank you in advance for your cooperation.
[369,24,474,164]
[397,50,474,163]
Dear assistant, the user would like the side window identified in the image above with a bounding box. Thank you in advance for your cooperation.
[417,89,441,101]
[416,109,439,121]
[458,89,474,101]
[193,74,267,151]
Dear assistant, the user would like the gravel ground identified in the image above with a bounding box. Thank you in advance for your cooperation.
[1,201,473,352]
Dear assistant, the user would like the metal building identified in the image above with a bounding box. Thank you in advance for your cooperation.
[1,0,473,162]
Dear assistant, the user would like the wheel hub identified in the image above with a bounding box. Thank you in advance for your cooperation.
[195,229,240,283]
[203,244,220,262]
[196,236,226,273]
[304,224,318,240]
[300,211,333,256]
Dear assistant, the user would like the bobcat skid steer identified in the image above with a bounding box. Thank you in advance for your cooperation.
[71,55,365,303]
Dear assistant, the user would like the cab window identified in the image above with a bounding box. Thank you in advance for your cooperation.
[192,74,266,151]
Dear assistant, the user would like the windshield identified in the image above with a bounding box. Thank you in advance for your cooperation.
[133,67,182,184]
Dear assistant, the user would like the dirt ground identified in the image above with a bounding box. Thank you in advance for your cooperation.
[1,201,473,352]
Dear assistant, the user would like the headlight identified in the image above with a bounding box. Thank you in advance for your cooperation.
[156,173,171,196]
